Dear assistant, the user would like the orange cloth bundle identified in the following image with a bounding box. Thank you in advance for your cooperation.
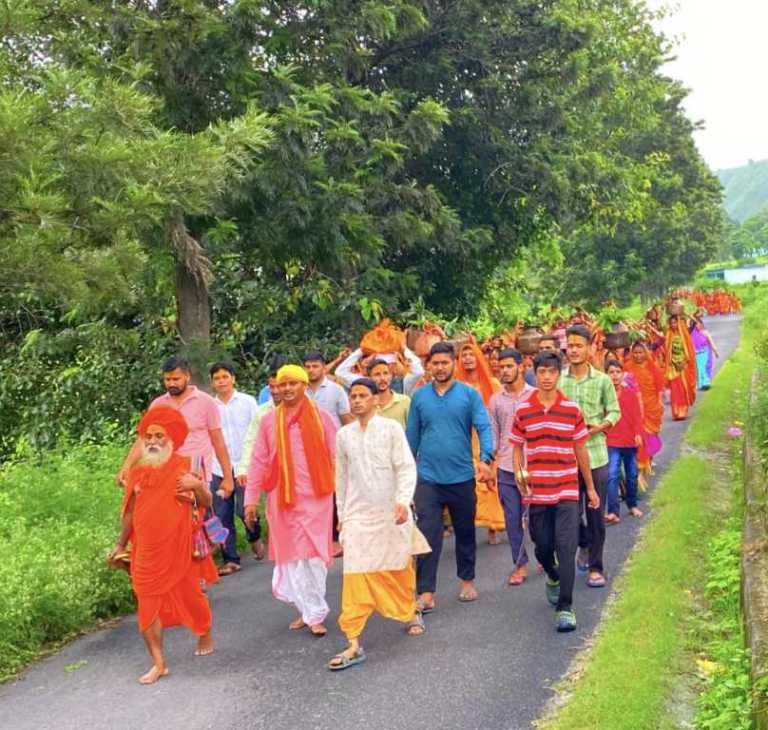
[360,319,406,354]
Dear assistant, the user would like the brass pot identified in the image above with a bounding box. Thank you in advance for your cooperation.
[517,328,542,356]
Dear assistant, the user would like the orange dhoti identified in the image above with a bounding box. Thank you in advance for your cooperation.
[127,453,215,636]
[338,564,416,640]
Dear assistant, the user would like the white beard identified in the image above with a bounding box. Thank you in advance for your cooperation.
[138,442,173,468]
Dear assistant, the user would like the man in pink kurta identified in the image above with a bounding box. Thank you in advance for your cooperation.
[245,364,338,634]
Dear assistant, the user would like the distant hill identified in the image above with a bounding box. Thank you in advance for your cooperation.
[718,159,768,222]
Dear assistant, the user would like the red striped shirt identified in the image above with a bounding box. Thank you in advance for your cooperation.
[510,390,588,505]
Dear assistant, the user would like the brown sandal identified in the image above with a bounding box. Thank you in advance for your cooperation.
[217,562,241,576]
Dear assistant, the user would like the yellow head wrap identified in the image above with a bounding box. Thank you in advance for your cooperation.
[276,364,309,384]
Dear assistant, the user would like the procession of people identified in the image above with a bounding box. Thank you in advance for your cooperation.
[110,291,736,683]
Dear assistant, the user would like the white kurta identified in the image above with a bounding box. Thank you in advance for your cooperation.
[335,415,429,574]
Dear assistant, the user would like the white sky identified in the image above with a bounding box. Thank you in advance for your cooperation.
[646,0,768,171]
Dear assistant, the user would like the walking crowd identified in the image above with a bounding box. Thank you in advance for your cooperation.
[108,292,736,683]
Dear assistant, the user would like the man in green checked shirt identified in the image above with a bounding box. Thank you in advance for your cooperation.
[560,325,621,588]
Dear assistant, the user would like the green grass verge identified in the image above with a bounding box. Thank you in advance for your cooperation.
[539,290,766,730]
[0,440,266,681]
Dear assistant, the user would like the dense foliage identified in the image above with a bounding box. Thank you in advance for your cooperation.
[1,0,723,455]
[0,444,133,680]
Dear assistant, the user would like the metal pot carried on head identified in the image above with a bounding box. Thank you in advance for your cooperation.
[666,300,685,316]
[604,321,630,350]
[517,327,542,356]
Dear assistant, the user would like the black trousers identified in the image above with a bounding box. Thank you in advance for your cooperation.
[529,500,580,611]
[414,479,477,595]
[577,464,609,573]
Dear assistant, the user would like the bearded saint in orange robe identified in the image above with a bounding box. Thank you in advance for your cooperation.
[110,406,217,685]
[455,338,505,540]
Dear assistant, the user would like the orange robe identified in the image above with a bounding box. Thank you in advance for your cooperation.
[625,357,665,472]
[125,454,216,635]
[455,341,505,531]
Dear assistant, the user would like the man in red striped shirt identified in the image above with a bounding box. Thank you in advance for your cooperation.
[511,351,599,632]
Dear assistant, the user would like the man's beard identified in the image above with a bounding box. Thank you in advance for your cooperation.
[139,442,173,467]
[167,384,187,396]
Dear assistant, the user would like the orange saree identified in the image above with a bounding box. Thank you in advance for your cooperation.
[455,340,505,531]
[665,322,697,420]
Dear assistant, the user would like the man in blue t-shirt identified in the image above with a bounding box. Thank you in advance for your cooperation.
[406,342,494,612]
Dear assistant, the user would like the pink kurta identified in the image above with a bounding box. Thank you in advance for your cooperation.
[245,406,337,566]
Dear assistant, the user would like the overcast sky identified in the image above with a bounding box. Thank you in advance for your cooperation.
[646,0,768,171]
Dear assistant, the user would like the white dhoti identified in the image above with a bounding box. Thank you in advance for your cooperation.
[272,558,329,625]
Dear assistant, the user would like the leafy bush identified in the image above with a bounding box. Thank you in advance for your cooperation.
[0,443,134,680]
[695,523,752,729]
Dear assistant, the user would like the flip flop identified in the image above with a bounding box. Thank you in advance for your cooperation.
[309,624,327,637]
[415,598,436,614]
[587,574,606,588]
[405,611,426,636]
[217,563,241,576]
[507,570,527,586]
[328,648,366,671]
[458,588,478,602]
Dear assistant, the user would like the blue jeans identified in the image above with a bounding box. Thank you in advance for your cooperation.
[211,474,261,564]
[607,447,638,514]
[497,468,529,567]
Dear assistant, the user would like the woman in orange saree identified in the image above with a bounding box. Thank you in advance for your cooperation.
[624,341,665,473]
[664,315,697,420]
[455,338,504,543]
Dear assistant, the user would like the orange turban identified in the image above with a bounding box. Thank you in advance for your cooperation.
[137,406,189,451]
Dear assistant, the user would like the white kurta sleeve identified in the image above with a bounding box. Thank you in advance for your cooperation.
[390,422,417,506]
[334,429,349,524]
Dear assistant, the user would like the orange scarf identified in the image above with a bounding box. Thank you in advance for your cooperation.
[267,397,334,510]
[455,339,499,406]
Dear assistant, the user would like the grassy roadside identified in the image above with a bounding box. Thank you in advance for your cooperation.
[538,287,767,730]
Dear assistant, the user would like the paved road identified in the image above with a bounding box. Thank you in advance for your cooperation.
[0,316,742,730]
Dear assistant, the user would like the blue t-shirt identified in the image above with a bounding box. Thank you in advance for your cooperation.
[257,384,271,405]
[406,380,493,485]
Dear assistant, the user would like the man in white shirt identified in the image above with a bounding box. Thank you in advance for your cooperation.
[329,378,428,671]
[210,362,260,574]
[335,345,425,395]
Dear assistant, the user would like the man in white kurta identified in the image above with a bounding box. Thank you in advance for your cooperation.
[329,378,430,670]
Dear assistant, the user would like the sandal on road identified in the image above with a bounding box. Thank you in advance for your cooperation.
[405,612,425,637]
[328,648,366,671]
[217,562,241,576]
[309,624,328,637]
[508,568,527,586]
[587,572,606,588]
[415,597,435,614]
[458,586,478,602]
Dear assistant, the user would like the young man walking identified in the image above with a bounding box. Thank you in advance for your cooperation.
[559,326,620,587]
[488,349,534,585]
[511,351,599,632]
[406,342,494,610]
[329,378,428,671]
[245,365,338,636]
[209,362,261,574]
[367,358,411,428]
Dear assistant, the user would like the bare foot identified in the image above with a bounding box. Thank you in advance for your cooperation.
[251,539,266,560]
[138,665,168,685]
[309,623,327,637]
[629,507,643,518]
[194,632,214,656]
[487,529,500,545]
[288,617,306,630]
